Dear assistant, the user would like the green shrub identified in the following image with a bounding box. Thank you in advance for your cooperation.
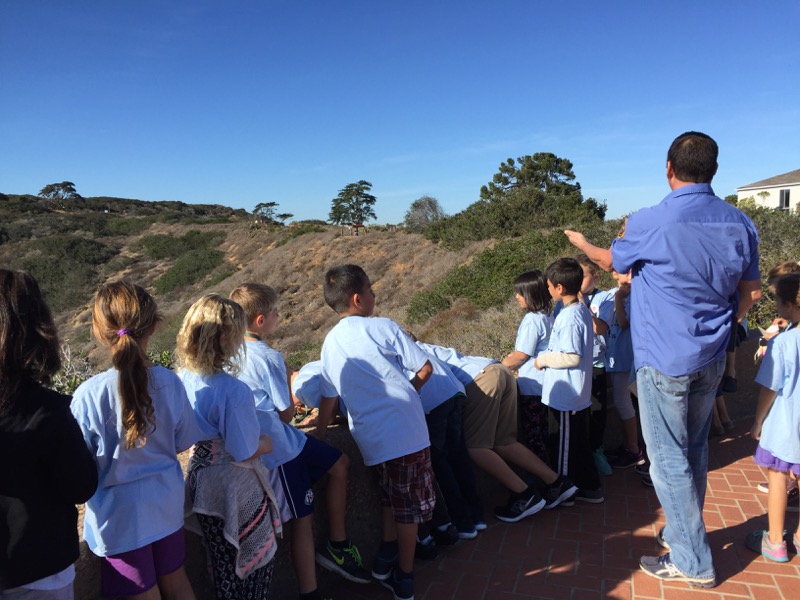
[208,264,238,287]
[738,204,800,330]
[407,291,452,324]
[138,229,226,259]
[104,217,151,236]
[407,222,620,324]
[285,342,322,371]
[154,247,224,294]
[276,222,327,246]
[20,236,116,312]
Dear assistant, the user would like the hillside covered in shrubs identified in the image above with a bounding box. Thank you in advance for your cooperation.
[2,162,798,395]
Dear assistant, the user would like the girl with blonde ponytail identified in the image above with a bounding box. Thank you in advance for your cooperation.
[71,281,202,600]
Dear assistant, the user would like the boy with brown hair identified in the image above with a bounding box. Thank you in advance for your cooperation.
[230,282,369,600]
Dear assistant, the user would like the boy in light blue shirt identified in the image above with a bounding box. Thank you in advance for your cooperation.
[230,283,369,600]
[317,264,434,600]
[535,257,603,504]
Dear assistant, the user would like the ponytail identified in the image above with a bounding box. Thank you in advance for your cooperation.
[92,281,160,449]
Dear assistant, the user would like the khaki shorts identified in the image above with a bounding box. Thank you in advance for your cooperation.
[462,363,518,448]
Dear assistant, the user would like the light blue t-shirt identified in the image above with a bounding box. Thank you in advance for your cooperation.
[755,328,800,464]
[555,295,608,367]
[320,316,430,466]
[71,366,203,556]
[600,287,634,374]
[408,352,466,413]
[237,340,307,470]
[178,370,261,462]
[292,360,323,409]
[542,302,594,412]
[514,311,552,396]
[415,342,494,386]
[585,288,611,368]
[612,183,760,377]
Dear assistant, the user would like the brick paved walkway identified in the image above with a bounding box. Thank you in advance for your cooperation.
[330,423,799,599]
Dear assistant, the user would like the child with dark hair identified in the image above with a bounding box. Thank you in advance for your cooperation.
[746,273,800,561]
[71,281,202,599]
[0,270,98,598]
[502,270,553,463]
[317,264,434,600]
[536,258,603,504]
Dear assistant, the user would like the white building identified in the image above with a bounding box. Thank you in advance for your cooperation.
[737,168,800,211]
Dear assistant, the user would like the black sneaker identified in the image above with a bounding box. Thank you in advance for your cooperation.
[431,523,460,546]
[635,461,654,486]
[415,535,438,560]
[543,475,578,509]
[573,488,604,503]
[639,554,716,588]
[315,541,371,584]
[494,488,546,523]
[721,375,737,393]
[379,567,414,600]
[371,542,398,581]
[608,446,645,469]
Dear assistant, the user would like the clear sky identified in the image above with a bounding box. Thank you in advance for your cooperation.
[2,1,798,224]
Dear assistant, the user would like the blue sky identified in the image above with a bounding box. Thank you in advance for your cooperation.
[2,1,798,224]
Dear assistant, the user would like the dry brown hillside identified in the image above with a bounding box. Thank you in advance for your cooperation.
[56,222,493,367]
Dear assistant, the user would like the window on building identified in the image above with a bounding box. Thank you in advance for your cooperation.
[779,189,791,210]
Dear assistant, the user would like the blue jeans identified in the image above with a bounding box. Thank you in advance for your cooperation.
[636,356,725,579]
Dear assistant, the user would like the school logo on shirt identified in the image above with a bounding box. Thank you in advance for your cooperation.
[305,489,314,505]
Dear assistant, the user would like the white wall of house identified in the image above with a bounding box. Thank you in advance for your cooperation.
[738,183,800,211]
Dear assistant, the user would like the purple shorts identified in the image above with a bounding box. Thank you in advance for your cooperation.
[100,528,186,597]
[754,445,800,477]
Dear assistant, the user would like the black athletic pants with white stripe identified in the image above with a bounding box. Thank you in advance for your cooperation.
[551,406,601,492]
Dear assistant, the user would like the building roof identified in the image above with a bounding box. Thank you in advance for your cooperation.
[738,168,800,191]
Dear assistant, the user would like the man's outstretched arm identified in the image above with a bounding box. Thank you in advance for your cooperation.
[564,230,614,272]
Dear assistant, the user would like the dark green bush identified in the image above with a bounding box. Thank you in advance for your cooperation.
[425,188,605,249]
[104,217,151,236]
[154,247,224,294]
[407,222,620,324]
[20,236,116,312]
[406,291,452,324]
[276,222,327,246]
[138,230,226,259]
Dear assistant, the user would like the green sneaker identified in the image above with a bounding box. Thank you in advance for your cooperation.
[315,541,371,583]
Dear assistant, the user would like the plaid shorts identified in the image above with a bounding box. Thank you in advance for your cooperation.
[375,448,436,524]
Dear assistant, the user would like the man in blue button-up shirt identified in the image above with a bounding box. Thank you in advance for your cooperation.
[565,132,761,587]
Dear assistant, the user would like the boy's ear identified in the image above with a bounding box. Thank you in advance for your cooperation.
[352,292,363,308]
[254,314,265,327]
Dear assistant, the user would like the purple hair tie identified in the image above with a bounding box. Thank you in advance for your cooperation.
[117,328,130,337]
